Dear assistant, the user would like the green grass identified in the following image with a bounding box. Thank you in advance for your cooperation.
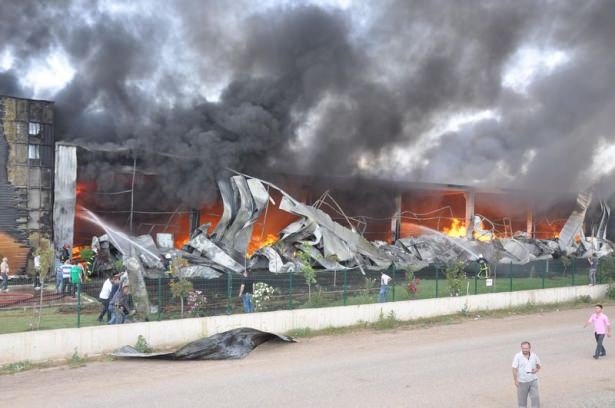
[0,307,102,334]
[0,360,34,375]
[309,274,591,307]
[0,273,595,335]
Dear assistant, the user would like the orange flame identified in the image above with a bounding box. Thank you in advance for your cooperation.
[442,218,467,238]
[247,234,279,257]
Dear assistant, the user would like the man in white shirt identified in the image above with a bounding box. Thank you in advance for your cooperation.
[512,341,541,408]
[378,270,392,303]
[97,276,114,322]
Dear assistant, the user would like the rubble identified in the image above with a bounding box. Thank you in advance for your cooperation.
[83,173,615,316]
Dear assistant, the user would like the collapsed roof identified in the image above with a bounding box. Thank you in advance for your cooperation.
[88,173,614,281]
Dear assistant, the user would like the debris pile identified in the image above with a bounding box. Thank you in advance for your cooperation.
[87,175,614,284]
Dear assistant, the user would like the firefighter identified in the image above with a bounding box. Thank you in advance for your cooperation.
[476,254,490,279]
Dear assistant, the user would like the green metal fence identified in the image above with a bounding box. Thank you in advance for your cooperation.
[0,257,601,333]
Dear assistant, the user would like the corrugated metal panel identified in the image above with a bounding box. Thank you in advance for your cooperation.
[53,144,77,253]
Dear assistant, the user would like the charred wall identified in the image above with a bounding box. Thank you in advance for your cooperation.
[0,95,54,273]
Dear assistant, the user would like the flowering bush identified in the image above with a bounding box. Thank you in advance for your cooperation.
[407,277,421,297]
[186,289,207,317]
[253,282,277,312]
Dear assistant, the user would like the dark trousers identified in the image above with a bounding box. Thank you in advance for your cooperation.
[594,333,606,357]
[62,277,70,295]
[98,298,110,321]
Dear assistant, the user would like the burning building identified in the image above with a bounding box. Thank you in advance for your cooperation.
[60,141,613,281]
[0,95,55,273]
[3,118,612,280]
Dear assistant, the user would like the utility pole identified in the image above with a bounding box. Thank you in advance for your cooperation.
[129,155,136,234]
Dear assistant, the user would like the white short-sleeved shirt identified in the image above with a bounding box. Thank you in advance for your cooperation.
[512,351,541,383]
[381,273,392,286]
[99,279,113,299]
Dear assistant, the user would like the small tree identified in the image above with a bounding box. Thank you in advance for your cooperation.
[297,246,316,301]
[34,238,54,329]
[169,256,189,276]
[446,261,467,297]
[169,278,193,318]
[79,247,95,277]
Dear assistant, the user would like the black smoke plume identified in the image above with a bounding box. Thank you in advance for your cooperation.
[2,0,615,210]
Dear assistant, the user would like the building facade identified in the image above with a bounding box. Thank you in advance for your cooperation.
[0,95,54,273]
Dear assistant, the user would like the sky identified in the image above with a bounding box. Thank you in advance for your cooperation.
[1,0,615,207]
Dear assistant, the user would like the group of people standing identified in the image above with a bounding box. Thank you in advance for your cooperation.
[513,304,611,408]
[55,259,84,297]
[54,244,84,297]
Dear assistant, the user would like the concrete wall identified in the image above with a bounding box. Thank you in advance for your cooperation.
[0,284,606,365]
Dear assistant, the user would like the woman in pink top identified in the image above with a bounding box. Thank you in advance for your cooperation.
[584,304,611,359]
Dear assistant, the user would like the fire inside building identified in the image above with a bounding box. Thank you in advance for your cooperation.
[2,95,615,279]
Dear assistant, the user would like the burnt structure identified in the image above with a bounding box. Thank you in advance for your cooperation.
[0,95,54,273]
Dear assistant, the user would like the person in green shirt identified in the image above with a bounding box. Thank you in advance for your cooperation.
[70,261,83,297]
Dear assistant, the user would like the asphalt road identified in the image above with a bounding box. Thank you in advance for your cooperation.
[2,306,615,407]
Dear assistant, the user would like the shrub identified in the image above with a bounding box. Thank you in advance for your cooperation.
[406,269,421,297]
[372,310,399,330]
[186,290,207,316]
[134,335,153,353]
[68,348,86,367]
[253,282,277,311]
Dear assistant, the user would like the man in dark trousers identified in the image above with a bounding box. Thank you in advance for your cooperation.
[97,273,118,322]
[584,304,611,359]
[238,269,255,313]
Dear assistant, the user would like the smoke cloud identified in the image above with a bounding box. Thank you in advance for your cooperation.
[2,0,615,209]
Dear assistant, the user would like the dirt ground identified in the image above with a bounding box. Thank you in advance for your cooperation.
[2,306,615,407]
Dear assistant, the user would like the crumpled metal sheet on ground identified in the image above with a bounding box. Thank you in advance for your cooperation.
[112,328,295,360]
